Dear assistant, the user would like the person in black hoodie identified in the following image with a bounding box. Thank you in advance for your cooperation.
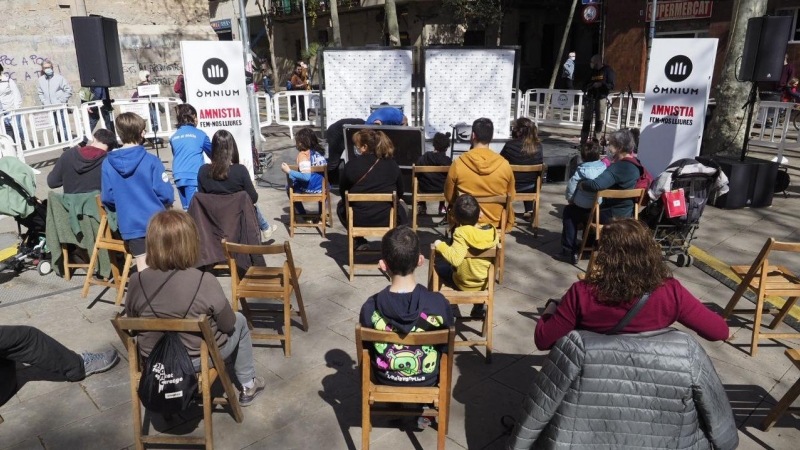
[500,118,544,219]
[337,128,407,250]
[415,132,452,215]
[359,226,454,388]
[325,117,366,185]
[47,129,118,194]
[580,55,616,144]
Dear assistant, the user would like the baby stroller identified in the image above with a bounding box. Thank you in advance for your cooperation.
[641,158,727,267]
[0,156,51,275]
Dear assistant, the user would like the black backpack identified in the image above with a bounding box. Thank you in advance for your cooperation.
[137,272,204,414]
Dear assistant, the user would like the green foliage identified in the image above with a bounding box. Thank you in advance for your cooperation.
[301,41,329,61]
[442,0,505,28]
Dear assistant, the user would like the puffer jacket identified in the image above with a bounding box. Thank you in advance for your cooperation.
[507,329,739,450]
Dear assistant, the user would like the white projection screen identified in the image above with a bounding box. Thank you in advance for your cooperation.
[322,49,414,127]
[424,48,517,139]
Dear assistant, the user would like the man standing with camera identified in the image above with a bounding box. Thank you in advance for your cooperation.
[580,55,615,144]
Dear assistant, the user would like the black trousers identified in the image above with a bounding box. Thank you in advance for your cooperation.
[0,326,85,406]
[336,200,409,231]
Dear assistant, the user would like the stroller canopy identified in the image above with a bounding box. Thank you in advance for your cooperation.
[0,156,37,219]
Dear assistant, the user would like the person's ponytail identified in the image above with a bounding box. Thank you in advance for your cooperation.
[375,131,395,159]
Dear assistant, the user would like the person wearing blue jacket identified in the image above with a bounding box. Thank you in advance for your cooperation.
[560,142,606,265]
[170,104,211,209]
[101,112,174,270]
[366,104,407,126]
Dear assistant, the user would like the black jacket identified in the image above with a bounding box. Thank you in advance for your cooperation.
[340,153,403,227]
[197,164,258,204]
[585,64,616,99]
[500,140,543,191]
[326,118,365,170]
[415,151,452,193]
[359,285,454,386]
[47,146,106,194]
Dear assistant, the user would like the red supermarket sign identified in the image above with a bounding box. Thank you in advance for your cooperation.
[646,1,713,22]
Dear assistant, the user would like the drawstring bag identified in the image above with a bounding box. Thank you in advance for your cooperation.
[662,189,687,219]
[137,272,204,413]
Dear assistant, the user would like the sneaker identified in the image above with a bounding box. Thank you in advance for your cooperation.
[469,304,486,318]
[82,349,120,376]
[522,211,533,220]
[261,224,277,241]
[239,376,266,407]
[417,416,432,430]
[355,237,370,251]
[439,205,447,215]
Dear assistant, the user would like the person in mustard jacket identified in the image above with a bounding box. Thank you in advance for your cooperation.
[444,118,515,232]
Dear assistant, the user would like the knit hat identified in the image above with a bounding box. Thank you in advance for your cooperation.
[138,70,150,83]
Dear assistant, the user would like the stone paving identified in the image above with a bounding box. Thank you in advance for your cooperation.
[1,131,799,449]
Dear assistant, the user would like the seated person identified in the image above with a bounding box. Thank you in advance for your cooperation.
[500,118,544,219]
[444,118,515,231]
[366,104,408,126]
[359,226,454,429]
[337,129,407,250]
[124,210,265,406]
[559,142,606,264]
[101,113,174,270]
[198,130,276,241]
[536,218,730,351]
[433,194,499,316]
[1,325,118,407]
[280,127,328,220]
[325,117,365,183]
[578,129,642,221]
[48,129,117,194]
[415,132,452,215]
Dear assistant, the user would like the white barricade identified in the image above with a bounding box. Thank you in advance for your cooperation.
[273,91,317,139]
[750,101,799,162]
[256,92,275,129]
[0,104,84,161]
[605,92,646,130]
[80,97,182,143]
[523,89,586,128]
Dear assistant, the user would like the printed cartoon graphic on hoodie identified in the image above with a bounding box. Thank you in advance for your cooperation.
[359,285,454,386]
[435,222,500,291]
[101,145,174,240]
[444,147,515,231]
[47,145,108,194]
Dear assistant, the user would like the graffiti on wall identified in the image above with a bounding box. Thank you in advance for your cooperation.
[0,54,64,82]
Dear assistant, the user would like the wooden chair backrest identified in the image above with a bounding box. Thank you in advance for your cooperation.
[355,324,455,367]
[473,194,510,233]
[412,165,451,174]
[588,188,645,223]
[741,238,800,282]
[509,164,545,174]
[286,164,329,193]
[222,239,299,288]
[93,194,114,240]
[345,191,398,229]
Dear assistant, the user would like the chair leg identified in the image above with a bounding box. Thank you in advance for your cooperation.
[437,401,446,450]
[62,245,71,281]
[361,389,371,450]
[578,225,592,261]
[532,200,540,237]
[200,371,213,449]
[81,243,101,298]
[750,292,766,357]
[321,197,327,238]
[722,278,752,319]
[761,379,800,431]
[485,300,493,364]
[289,199,295,238]
[412,200,418,232]
[294,285,309,332]
[768,296,799,329]
[115,253,133,307]
[284,296,292,358]
[349,234,355,282]
[497,247,505,285]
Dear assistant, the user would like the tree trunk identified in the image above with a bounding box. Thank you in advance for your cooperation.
[548,0,578,90]
[256,1,278,85]
[331,0,342,46]
[701,0,768,156]
[385,0,401,47]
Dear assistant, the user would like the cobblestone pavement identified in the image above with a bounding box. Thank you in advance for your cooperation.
[0,131,799,449]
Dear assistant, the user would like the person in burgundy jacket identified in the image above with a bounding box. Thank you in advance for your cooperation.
[535,218,729,350]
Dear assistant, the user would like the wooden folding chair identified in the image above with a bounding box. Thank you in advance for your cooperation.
[356,324,455,450]
[578,188,644,261]
[411,165,450,231]
[222,239,308,357]
[722,238,800,356]
[509,164,545,236]
[81,195,133,306]
[286,164,333,237]
[346,192,397,281]
[762,348,800,431]
[111,314,243,450]
[428,244,497,363]
[474,194,509,284]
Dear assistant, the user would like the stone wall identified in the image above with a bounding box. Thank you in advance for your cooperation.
[0,0,216,107]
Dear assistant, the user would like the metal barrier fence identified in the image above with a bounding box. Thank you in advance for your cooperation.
[79,97,183,142]
[749,101,799,162]
[522,89,645,131]
[256,92,275,132]
[272,91,318,139]
[0,104,84,161]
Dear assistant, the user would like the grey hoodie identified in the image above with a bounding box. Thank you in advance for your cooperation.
[37,73,72,105]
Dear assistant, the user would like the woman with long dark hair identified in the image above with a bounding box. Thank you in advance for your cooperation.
[500,117,544,218]
[535,218,729,350]
[197,130,276,240]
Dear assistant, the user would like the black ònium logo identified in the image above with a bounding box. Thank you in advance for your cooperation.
[202,58,228,85]
[664,55,693,83]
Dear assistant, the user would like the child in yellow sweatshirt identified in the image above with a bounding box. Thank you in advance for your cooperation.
[433,195,499,317]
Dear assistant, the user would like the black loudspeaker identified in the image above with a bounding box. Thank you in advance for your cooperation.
[71,16,125,87]
[739,16,792,82]
[699,156,778,209]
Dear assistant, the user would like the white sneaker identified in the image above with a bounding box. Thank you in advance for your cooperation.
[261,224,277,241]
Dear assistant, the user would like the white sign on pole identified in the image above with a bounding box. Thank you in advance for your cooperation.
[552,92,574,109]
[180,41,253,178]
[136,84,161,98]
[638,38,717,176]
[119,103,151,125]
[32,112,54,131]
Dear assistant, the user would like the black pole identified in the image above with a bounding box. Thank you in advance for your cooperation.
[740,82,757,162]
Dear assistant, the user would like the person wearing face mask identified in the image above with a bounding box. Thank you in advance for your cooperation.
[561,51,576,90]
[37,60,73,140]
[580,55,615,145]
[0,63,25,149]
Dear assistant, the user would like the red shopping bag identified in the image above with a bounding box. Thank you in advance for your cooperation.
[662,189,687,218]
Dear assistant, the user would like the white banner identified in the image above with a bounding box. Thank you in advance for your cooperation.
[639,38,717,176]
[180,41,253,178]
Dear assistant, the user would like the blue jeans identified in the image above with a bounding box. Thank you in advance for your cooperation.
[255,205,269,230]
[177,185,197,210]
[4,117,25,149]
[53,111,68,141]
[192,312,255,387]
